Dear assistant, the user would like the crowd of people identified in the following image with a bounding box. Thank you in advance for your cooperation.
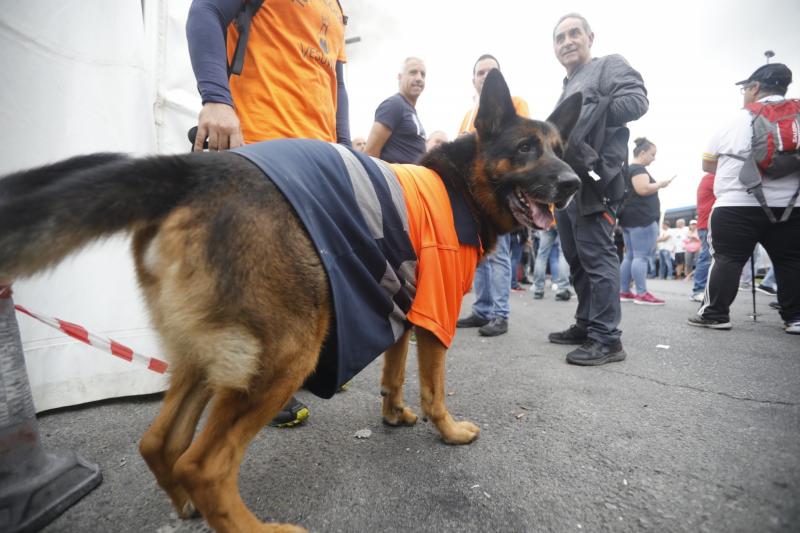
[184,1,799,424]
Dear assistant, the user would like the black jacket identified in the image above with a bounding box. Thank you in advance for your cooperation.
[558,55,649,215]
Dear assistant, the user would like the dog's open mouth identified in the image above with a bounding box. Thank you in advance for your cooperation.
[509,187,555,229]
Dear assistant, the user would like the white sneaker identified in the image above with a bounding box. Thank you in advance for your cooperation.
[690,293,704,302]
[785,321,800,335]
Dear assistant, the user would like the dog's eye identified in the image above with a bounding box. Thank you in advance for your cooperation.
[517,142,532,153]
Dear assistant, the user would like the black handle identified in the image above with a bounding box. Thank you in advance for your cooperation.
[188,126,209,151]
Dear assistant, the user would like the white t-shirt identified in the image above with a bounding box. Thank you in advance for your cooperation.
[703,95,800,207]
[657,229,675,252]
[670,227,689,253]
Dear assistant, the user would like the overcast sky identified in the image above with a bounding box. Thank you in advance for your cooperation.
[340,0,800,210]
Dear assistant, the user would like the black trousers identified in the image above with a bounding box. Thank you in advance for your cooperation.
[699,206,800,323]
[555,201,622,344]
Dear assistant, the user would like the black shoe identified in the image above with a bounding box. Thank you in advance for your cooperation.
[457,313,489,328]
[555,289,572,301]
[769,301,781,311]
[566,339,626,366]
[478,317,508,337]
[548,324,588,345]
[269,396,309,428]
[756,284,777,296]
[687,315,732,330]
[532,290,544,300]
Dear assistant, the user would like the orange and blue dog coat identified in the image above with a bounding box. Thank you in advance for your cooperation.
[233,139,480,398]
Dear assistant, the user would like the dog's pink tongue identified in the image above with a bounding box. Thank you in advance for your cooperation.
[531,203,555,229]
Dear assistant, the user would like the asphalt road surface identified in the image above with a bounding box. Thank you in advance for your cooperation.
[36,279,799,532]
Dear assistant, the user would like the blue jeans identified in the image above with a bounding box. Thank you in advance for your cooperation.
[762,265,776,289]
[739,245,761,283]
[658,249,674,279]
[647,252,657,278]
[509,236,524,288]
[691,228,712,295]
[620,221,658,295]
[532,228,570,292]
[472,233,511,320]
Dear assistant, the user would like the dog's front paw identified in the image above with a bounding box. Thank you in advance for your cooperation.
[382,405,418,427]
[441,420,480,445]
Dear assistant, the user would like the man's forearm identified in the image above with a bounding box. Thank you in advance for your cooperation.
[335,61,351,146]
[186,0,242,106]
[365,122,391,158]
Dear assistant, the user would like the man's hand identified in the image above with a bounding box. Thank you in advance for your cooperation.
[195,102,243,151]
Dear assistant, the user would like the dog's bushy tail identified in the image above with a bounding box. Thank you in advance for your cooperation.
[0,152,204,279]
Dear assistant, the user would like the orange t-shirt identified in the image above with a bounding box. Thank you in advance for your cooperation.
[389,164,480,347]
[227,0,346,143]
[458,95,530,135]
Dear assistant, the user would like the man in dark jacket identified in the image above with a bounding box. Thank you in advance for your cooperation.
[548,13,649,365]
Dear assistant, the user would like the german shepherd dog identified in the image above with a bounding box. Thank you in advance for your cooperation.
[0,71,581,532]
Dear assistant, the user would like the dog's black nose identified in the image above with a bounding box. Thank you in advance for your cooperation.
[558,171,581,195]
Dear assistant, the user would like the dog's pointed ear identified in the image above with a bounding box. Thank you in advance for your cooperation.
[474,69,517,140]
[546,92,583,143]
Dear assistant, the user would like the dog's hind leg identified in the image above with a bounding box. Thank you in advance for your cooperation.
[380,328,419,427]
[139,365,211,518]
[415,327,480,445]
[169,315,326,532]
[172,378,309,533]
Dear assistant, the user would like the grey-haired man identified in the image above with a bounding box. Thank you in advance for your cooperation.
[549,13,649,365]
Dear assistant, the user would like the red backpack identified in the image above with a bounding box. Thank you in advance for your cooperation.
[735,99,800,223]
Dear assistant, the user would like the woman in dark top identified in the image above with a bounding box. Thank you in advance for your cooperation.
[619,137,674,305]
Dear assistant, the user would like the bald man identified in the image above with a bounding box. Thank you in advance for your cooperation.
[366,57,427,163]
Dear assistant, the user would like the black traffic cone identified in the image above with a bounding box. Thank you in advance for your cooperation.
[0,287,102,532]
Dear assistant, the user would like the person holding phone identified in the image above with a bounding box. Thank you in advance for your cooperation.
[618,137,674,305]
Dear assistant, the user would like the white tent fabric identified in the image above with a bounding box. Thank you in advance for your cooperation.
[0,0,199,411]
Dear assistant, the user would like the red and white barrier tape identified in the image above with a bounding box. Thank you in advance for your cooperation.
[1,287,168,374]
